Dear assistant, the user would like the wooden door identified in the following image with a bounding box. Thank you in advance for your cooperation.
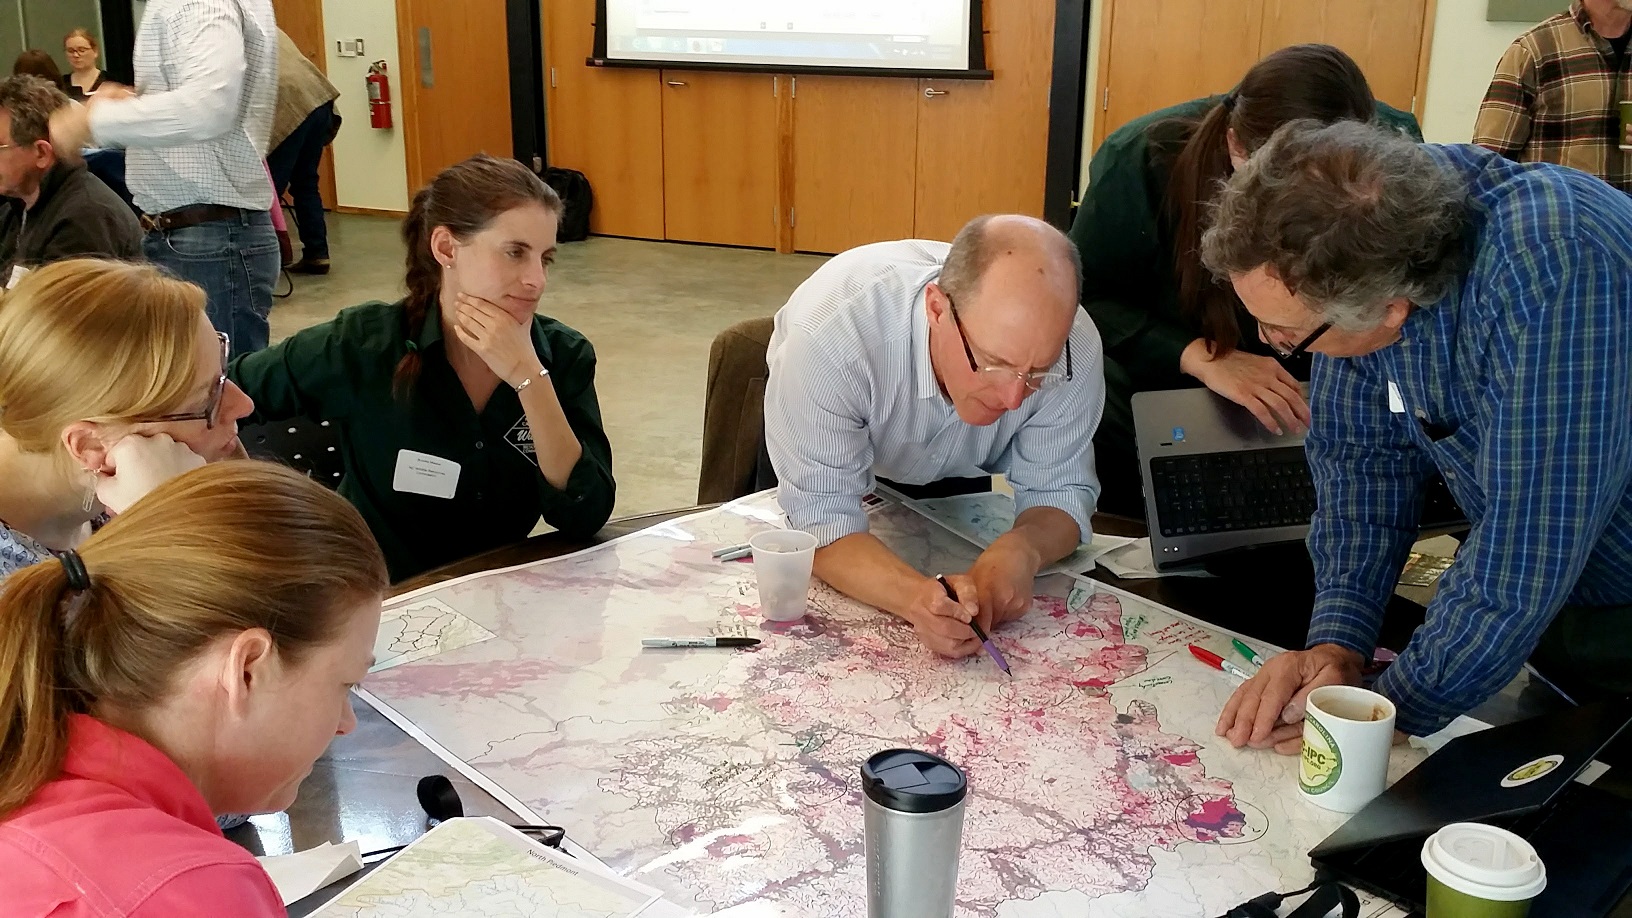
[660,71,779,248]
[543,0,665,238]
[270,0,336,209]
[790,76,918,254]
[1095,0,1267,145]
[913,0,1055,242]
[1259,0,1431,115]
[396,0,513,191]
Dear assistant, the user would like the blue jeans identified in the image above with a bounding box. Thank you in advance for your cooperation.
[144,210,280,358]
[267,101,335,260]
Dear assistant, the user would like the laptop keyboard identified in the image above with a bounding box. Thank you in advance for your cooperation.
[1149,447,1317,537]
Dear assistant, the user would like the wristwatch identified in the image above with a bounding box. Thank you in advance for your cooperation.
[513,367,550,393]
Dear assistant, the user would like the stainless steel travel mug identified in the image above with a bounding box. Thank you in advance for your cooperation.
[862,748,967,918]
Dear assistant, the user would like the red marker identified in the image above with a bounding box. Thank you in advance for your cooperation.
[1188,644,1254,681]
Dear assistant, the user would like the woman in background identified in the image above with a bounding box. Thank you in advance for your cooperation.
[61,29,106,101]
[231,154,615,581]
[1069,44,1423,516]
[10,49,61,84]
[0,462,389,917]
[0,260,253,578]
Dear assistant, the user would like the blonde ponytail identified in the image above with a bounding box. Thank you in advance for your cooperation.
[0,461,388,817]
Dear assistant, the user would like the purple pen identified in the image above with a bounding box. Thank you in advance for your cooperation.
[935,575,1013,678]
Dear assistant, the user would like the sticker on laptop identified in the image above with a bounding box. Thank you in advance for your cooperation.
[1172,427,1186,443]
[1501,755,1564,788]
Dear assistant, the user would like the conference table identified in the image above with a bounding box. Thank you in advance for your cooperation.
[233,504,1569,915]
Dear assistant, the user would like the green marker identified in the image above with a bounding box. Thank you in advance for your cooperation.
[1231,638,1265,669]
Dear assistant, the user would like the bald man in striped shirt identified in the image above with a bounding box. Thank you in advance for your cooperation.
[765,215,1105,658]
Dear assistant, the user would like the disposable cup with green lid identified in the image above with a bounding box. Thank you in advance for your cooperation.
[1421,822,1546,917]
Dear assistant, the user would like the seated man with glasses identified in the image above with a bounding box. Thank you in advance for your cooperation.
[1204,120,1632,751]
[764,214,1105,658]
[0,75,140,285]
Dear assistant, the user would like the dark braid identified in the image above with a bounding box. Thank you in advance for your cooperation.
[390,154,564,399]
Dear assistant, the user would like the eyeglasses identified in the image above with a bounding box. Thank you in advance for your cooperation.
[136,332,230,428]
[946,294,1073,392]
[1264,321,1332,359]
[65,47,94,55]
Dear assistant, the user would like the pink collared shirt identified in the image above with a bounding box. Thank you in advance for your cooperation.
[0,714,283,917]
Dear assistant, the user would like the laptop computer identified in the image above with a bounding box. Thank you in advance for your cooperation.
[1132,387,1466,571]
[1310,702,1632,916]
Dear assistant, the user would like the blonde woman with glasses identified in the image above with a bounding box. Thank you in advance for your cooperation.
[0,258,254,579]
[61,29,105,102]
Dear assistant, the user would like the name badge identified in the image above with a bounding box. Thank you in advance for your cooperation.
[1386,382,1405,414]
[393,449,461,499]
[6,265,28,290]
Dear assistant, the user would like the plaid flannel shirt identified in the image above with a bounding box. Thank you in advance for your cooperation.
[1474,1,1632,194]
[1305,145,1632,737]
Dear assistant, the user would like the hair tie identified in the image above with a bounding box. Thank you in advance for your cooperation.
[60,551,90,592]
[1221,91,1239,112]
[405,339,418,353]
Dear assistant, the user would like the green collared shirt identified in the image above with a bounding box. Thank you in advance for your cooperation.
[1069,95,1423,389]
[229,299,615,582]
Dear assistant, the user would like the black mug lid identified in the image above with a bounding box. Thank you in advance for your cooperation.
[862,749,967,814]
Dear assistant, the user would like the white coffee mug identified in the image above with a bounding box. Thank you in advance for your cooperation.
[1299,685,1396,813]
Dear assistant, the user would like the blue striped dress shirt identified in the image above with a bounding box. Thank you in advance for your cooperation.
[765,240,1105,548]
[1306,145,1632,736]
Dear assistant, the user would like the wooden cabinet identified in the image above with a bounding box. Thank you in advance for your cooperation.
[398,0,513,190]
[790,77,918,255]
[1099,0,1266,146]
[913,0,1055,242]
[661,72,780,248]
[1259,0,1431,114]
[1095,0,1434,145]
[543,4,1055,253]
[543,0,665,238]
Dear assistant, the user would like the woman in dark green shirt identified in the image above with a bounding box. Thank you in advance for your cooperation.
[230,155,615,581]
[1070,44,1423,516]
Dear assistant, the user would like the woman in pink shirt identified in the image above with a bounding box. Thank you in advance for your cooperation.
[0,461,389,917]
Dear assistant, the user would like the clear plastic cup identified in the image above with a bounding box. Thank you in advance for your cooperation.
[749,529,818,622]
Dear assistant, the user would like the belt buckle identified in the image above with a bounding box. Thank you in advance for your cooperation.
[140,213,165,233]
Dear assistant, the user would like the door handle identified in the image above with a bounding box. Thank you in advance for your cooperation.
[667,80,688,87]
[417,27,434,88]
[924,87,949,98]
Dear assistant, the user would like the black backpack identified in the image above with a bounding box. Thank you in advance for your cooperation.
[543,167,594,242]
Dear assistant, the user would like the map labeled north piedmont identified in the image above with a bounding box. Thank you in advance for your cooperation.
[359,493,1424,916]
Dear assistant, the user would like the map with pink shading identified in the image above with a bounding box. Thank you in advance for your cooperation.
[359,492,1416,917]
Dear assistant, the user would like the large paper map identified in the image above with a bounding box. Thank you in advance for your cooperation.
[361,492,1418,916]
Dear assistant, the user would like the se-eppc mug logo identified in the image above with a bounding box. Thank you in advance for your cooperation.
[1300,713,1342,795]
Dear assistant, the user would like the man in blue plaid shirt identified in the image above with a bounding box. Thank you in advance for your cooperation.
[1201,120,1632,751]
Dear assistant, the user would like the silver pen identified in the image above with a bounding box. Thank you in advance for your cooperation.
[642,637,762,649]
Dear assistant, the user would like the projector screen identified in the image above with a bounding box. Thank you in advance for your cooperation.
[595,0,988,77]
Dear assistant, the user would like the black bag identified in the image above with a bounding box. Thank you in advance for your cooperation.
[543,167,594,242]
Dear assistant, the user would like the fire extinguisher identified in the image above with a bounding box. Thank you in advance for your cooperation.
[367,61,393,129]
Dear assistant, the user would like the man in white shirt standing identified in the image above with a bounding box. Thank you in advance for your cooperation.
[765,215,1105,658]
[51,0,279,359]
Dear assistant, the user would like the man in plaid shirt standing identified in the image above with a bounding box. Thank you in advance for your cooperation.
[1476,0,1632,194]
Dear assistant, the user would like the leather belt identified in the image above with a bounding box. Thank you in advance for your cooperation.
[139,204,251,234]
